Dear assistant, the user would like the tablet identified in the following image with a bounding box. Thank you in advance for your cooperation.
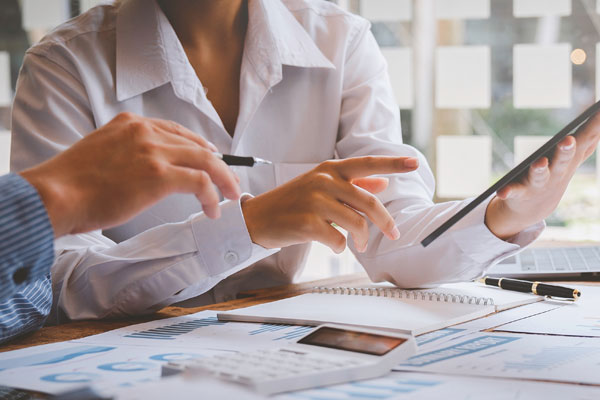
[421,100,600,247]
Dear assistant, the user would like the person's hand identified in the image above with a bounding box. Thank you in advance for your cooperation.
[241,156,419,253]
[20,112,241,237]
[485,112,600,239]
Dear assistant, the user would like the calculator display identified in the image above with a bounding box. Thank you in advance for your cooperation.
[297,327,407,356]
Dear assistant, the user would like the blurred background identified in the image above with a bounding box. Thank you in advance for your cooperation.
[1,0,599,281]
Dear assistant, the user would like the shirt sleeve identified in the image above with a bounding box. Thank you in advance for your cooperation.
[11,52,277,322]
[51,197,277,321]
[0,173,54,342]
[0,173,54,300]
[336,22,544,288]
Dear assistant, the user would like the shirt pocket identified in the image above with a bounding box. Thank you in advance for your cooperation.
[273,163,319,186]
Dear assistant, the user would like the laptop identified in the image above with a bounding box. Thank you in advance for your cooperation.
[486,245,600,279]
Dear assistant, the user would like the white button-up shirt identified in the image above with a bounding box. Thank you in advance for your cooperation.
[10,0,543,321]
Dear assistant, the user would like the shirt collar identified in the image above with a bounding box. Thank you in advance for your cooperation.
[245,0,335,86]
[115,0,171,102]
[115,0,335,102]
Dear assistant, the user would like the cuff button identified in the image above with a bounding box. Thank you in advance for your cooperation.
[12,267,29,285]
[224,250,239,265]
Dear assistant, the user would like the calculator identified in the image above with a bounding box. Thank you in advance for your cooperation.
[161,324,417,395]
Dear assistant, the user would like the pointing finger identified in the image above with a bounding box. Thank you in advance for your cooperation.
[326,156,419,180]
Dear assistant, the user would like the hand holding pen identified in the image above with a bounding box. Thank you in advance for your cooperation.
[216,153,272,167]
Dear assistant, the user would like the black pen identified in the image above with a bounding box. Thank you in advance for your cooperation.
[478,276,581,300]
[215,153,273,167]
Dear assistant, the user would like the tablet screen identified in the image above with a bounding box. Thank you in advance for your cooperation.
[421,100,600,247]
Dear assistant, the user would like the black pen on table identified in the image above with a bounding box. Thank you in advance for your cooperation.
[216,153,272,167]
[479,276,581,300]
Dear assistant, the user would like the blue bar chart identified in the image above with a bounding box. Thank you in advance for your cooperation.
[125,317,226,340]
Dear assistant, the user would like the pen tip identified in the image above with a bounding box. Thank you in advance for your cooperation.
[255,158,272,165]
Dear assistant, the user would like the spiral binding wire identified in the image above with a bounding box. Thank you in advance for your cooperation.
[311,286,494,306]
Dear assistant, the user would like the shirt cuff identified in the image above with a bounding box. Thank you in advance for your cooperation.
[450,196,545,266]
[190,193,279,278]
[0,173,55,301]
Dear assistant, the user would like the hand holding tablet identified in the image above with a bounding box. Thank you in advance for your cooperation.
[422,100,600,247]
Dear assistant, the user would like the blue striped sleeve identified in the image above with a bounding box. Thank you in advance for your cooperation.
[0,275,52,343]
[0,173,54,303]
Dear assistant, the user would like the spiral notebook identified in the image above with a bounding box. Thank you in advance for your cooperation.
[217,282,542,336]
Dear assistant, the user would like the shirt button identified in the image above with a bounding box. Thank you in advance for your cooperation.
[12,267,29,285]
[224,251,239,265]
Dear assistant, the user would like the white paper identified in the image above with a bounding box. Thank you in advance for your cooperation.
[360,0,412,22]
[513,135,552,165]
[396,332,600,385]
[0,132,10,176]
[77,310,315,351]
[114,375,262,400]
[277,371,600,400]
[436,135,491,198]
[382,47,413,109]
[21,0,70,30]
[453,300,561,331]
[513,44,572,108]
[436,46,490,109]
[0,341,227,395]
[4,311,600,398]
[0,52,10,107]
[435,0,490,20]
[0,311,315,395]
[514,0,571,17]
[496,285,600,337]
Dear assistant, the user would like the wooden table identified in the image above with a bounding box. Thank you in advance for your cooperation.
[0,273,371,353]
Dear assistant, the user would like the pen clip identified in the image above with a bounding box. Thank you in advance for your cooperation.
[545,295,578,302]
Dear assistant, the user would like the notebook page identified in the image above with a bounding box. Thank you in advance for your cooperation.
[218,293,495,336]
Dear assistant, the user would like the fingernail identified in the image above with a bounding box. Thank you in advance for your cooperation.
[354,240,366,253]
[208,143,218,152]
[535,166,546,173]
[561,142,575,151]
[391,226,400,240]
[404,158,419,169]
